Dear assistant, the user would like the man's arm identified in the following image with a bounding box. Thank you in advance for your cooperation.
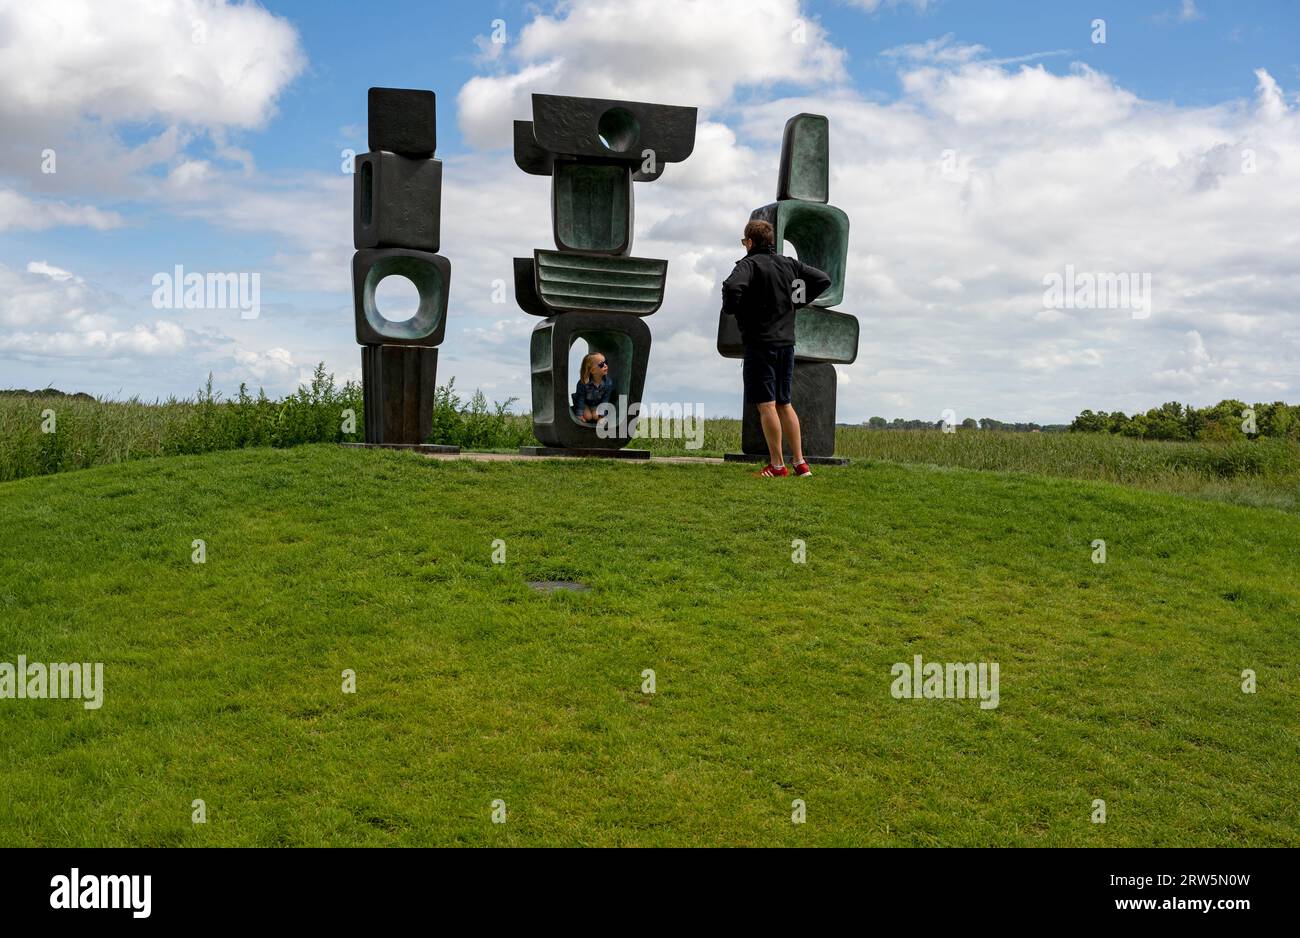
[796,261,832,307]
[721,260,751,317]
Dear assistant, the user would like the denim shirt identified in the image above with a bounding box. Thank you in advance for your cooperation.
[573,375,613,415]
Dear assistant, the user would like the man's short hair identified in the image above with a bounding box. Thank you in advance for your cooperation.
[744,219,775,250]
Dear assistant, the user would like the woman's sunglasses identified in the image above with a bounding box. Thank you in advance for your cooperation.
[597,361,608,369]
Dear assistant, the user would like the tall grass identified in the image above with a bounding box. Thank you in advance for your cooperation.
[637,421,1300,511]
[0,366,533,481]
[4,381,1297,512]
[429,381,535,451]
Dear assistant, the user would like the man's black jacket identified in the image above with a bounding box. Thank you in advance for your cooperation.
[721,246,831,347]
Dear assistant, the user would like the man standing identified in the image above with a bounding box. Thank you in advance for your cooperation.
[721,219,831,477]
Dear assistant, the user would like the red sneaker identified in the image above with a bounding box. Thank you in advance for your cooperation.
[792,461,812,476]
[755,464,789,478]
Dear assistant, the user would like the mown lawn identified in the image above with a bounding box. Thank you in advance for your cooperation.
[0,444,1297,846]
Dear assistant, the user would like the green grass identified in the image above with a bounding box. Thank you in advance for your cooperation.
[638,422,1300,513]
[1,445,1297,846]
[7,382,1296,514]
[0,370,531,481]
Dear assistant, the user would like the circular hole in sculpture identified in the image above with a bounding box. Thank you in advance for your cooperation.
[597,107,639,152]
[373,274,420,323]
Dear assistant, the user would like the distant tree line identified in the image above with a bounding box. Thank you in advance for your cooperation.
[1069,400,1299,441]
[0,388,95,400]
[862,416,1067,432]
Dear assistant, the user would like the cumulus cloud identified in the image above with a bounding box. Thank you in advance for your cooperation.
[0,0,305,128]
[0,0,306,234]
[436,5,1300,421]
[0,262,190,356]
[233,346,298,382]
[0,260,323,399]
[167,171,353,293]
[26,261,77,282]
[0,315,189,359]
[0,188,123,232]
[4,0,1298,421]
[457,0,847,149]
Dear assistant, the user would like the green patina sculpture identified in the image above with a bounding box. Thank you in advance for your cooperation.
[515,94,698,450]
[533,251,666,315]
[778,111,830,203]
[717,112,860,459]
[350,88,455,447]
[552,162,632,254]
[749,200,849,308]
[790,306,859,364]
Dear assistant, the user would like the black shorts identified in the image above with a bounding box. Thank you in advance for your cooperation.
[743,343,795,405]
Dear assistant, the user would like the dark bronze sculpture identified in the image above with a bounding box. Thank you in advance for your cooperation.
[351,87,455,447]
[514,94,697,453]
[718,114,858,462]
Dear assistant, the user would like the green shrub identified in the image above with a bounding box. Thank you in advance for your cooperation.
[0,366,535,481]
[429,378,534,450]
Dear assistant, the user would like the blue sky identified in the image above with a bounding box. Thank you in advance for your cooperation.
[2,0,1298,421]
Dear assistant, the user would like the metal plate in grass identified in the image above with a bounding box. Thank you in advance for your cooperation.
[527,579,590,592]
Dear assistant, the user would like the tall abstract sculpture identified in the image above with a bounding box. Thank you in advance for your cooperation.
[514,94,697,455]
[351,87,456,448]
[718,114,858,463]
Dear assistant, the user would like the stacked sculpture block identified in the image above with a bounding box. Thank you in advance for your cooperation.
[717,114,859,462]
[352,87,454,446]
[514,94,697,453]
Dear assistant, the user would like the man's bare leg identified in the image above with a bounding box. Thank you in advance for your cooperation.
[757,401,784,467]
[777,403,803,466]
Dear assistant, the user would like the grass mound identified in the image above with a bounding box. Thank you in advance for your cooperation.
[1,445,1296,845]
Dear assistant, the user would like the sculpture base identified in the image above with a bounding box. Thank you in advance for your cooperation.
[341,442,461,454]
[724,452,848,466]
[362,344,439,445]
[741,361,837,459]
[519,446,651,460]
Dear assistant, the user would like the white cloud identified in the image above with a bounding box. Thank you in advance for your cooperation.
[1019,346,1104,372]
[439,10,1300,421]
[0,262,192,356]
[883,34,987,65]
[0,319,188,358]
[902,62,1138,128]
[0,0,305,129]
[0,188,123,232]
[0,0,306,234]
[0,4,330,395]
[167,171,353,293]
[3,1,1298,422]
[233,346,297,381]
[26,261,78,282]
[0,262,309,401]
[457,0,847,149]
[847,0,934,11]
[1254,68,1287,123]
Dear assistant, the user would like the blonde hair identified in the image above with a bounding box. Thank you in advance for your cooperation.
[580,352,606,384]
